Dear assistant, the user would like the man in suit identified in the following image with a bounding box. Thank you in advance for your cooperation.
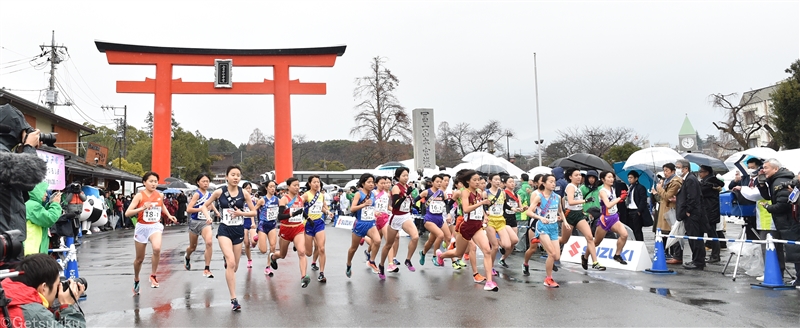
[625,171,652,241]
[675,159,708,270]
[729,158,762,241]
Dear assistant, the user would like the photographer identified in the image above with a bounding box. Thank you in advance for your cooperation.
[24,181,62,255]
[0,254,86,328]
[0,104,48,254]
[756,158,799,285]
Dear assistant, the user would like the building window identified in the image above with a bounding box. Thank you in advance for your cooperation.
[743,110,757,125]
[747,138,758,148]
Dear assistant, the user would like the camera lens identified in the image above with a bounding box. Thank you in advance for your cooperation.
[39,132,57,147]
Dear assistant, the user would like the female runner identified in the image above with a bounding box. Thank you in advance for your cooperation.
[267,177,312,288]
[418,174,453,267]
[184,173,220,278]
[484,173,511,276]
[435,170,498,291]
[524,174,564,288]
[346,173,383,279]
[255,181,280,276]
[378,168,420,276]
[364,176,398,271]
[303,175,330,283]
[593,171,629,265]
[498,176,522,269]
[125,171,177,295]
[201,165,257,310]
[242,182,256,269]
[561,168,605,271]
[522,174,546,276]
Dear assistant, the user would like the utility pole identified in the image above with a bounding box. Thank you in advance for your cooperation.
[102,105,128,159]
[41,31,69,112]
[533,53,542,167]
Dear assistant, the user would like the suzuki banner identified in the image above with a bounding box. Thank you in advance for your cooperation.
[560,236,651,272]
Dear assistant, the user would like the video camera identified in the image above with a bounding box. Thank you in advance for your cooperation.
[0,230,23,269]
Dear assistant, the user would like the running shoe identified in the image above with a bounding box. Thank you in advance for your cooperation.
[265,267,273,277]
[530,237,540,244]
[231,298,241,311]
[484,280,499,291]
[311,263,319,271]
[441,240,448,249]
[473,273,486,283]
[433,257,443,267]
[522,264,530,276]
[451,261,461,270]
[318,273,327,283]
[378,265,386,280]
[492,269,498,276]
[387,264,399,273]
[435,250,445,266]
[405,259,416,272]
[368,261,379,273]
[149,275,159,288]
[448,241,455,250]
[419,251,426,265]
[457,259,467,269]
[247,259,253,269]
[393,258,401,266]
[204,269,214,278]
[464,253,470,261]
[499,259,508,268]
[613,255,628,265]
[581,254,588,270]
[268,252,278,270]
[543,277,559,288]
[184,256,191,271]
[499,247,506,255]
[553,264,558,272]
[301,275,311,288]
[364,250,371,262]
[346,265,352,278]
[592,262,606,271]
[133,280,140,295]
[359,238,365,246]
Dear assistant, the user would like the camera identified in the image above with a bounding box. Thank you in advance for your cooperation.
[65,182,82,194]
[778,178,799,190]
[26,127,57,147]
[59,276,88,294]
[0,230,23,267]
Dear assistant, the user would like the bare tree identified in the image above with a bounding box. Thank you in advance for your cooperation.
[247,128,269,146]
[710,91,779,150]
[438,120,510,157]
[351,56,411,160]
[551,126,644,158]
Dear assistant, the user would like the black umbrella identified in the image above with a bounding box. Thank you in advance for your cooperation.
[379,161,406,168]
[682,153,728,172]
[549,157,580,169]
[475,164,508,175]
[166,180,188,189]
[567,153,614,172]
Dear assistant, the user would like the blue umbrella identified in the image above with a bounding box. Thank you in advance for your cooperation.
[162,188,182,194]
[614,162,654,195]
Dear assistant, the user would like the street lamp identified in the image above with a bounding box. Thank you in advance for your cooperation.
[488,139,495,154]
[534,139,545,166]
[504,130,513,160]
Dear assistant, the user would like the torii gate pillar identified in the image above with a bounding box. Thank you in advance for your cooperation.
[96,42,346,182]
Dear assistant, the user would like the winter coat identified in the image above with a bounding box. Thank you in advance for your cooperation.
[677,172,704,223]
[655,175,682,232]
[24,182,62,255]
[0,149,47,250]
[552,167,568,198]
[757,168,800,262]
[0,278,86,328]
[700,175,724,225]
[580,183,602,215]
[516,181,533,221]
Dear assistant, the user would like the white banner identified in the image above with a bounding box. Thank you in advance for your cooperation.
[560,236,651,272]
[334,215,355,230]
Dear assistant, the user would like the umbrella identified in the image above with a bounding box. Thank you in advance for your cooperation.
[166,180,188,189]
[775,148,800,174]
[723,147,777,172]
[461,152,526,177]
[682,153,728,172]
[567,153,614,172]
[376,161,407,170]
[528,166,552,176]
[475,164,508,175]
[162,188,182,194]
[462,152,495,162]
[623,147,684,174]
[614,162,655,193]
[549,157,580,169]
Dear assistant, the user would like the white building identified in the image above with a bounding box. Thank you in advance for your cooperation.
[739,84,779,148]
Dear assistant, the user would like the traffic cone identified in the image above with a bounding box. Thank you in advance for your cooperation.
[646,229,676,275]
[751,233,794,290]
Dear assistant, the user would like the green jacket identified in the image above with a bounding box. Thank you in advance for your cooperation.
[580,184,602,213]
[25,182,62,255]
[516,182,533,221]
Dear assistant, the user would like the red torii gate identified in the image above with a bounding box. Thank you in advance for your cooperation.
[95,41,346,182]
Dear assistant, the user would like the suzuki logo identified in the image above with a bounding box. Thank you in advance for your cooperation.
[568,241,581,257]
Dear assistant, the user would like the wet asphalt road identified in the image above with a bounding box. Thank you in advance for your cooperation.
[75,222,799,327]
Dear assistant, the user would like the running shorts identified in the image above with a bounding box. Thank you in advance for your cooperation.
[535,221,559,241]
[455,215,464,233]
[565,210,589,227]
[504,216,518,228]
[188,219,210,236]
[279,223,304,241]
[257,220,277,234]
[352,220,376,238]
[424,215,444,229]
[390,213,412,231]
[460,220,483,241]
[487,217,506,232]
[598,213,620,232]
[305,218,326,237]
[243,218,253,229]
[217,223,244,245]
[134,223,163,244]
[376,212,390,230]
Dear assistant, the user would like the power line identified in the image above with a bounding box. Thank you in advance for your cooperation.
[54,78,112,126]
[64,49,105,105]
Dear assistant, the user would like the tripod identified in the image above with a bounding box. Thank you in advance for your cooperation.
[721,220,750,281]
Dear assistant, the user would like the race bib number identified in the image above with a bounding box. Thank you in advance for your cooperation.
[469,206,485,221]
[429,201,445,214]
[545,209,558,224]
[361,206,375,221]
[309,203,323,216]
[608,205,618,215]
[221,209,242,226]
[488,204,503,216]
[375,197,389,213]
[400,199,411,212]
[266,206,278,221]
[197,211,205,220]
[143,206,161,223]
[288,208,303,223]
[506,200,518,214]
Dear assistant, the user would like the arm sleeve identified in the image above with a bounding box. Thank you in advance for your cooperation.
[392,193,405,208]
[277,205,300,220]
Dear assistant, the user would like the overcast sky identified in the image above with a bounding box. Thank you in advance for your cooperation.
[1,0,798,157]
